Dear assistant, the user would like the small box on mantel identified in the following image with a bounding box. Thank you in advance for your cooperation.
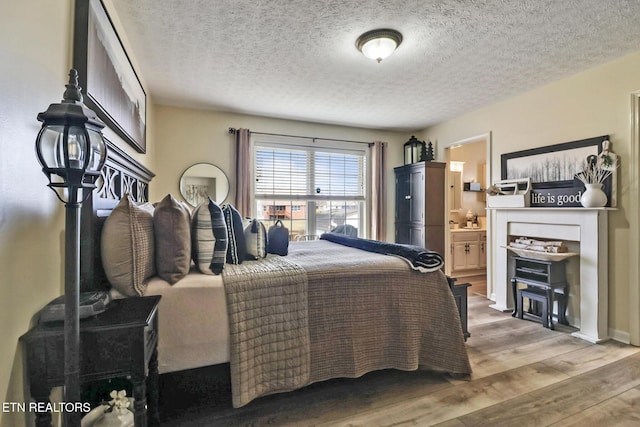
[486,178,531,208]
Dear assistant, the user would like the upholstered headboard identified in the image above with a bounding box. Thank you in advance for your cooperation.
[80,140,155,292]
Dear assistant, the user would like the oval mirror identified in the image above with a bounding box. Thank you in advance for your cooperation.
[179,163,230,207]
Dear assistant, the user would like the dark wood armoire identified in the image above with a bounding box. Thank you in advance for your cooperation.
[394,161,446,257]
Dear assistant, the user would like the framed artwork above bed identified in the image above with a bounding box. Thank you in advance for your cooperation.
[73,0,147,153]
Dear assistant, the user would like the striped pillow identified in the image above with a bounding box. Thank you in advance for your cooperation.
[243,218,267,260]
[222,204,247,264]
[191,197,228,275]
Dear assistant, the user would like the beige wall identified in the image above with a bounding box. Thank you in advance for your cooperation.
[0,3,75,426]
[0,1,154,426]
[419,51,640,343]
[152,106,410,241]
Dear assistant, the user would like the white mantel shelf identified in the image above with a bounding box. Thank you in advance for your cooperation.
[491,207,610,343]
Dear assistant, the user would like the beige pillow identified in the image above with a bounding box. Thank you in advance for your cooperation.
[243,218,267,260]
[101,194,155,296]
[154,194,191,284]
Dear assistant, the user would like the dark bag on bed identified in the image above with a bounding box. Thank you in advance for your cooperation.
[267,220,289,256]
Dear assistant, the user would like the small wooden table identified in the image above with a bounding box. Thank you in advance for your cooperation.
[20,296,161,427]
[510,256,569,329]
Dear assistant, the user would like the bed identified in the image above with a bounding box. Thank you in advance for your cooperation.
[80,143,471,409]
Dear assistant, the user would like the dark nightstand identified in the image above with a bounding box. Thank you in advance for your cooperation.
[20,295,161,427]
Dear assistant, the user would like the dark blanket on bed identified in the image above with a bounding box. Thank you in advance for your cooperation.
[320,233,444,272]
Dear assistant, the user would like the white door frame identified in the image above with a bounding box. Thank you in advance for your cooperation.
[443,132,493,299]
[629,91,640,346]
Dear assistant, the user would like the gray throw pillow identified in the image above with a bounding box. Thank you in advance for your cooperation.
[154,194,191,284]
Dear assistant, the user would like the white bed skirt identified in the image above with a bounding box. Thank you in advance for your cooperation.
[112,268,229,373]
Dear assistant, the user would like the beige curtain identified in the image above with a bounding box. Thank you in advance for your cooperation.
[370,141,387,241]
[234,128,252,217]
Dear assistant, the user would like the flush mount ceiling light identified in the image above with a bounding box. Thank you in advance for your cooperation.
[356,28,403,63]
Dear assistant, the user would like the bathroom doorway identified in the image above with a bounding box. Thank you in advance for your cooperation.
[445,134,489,298]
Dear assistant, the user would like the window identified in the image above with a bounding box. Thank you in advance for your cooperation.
[254,140,367,240]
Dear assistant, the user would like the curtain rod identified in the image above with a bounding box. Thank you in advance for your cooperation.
[228,127,373,146]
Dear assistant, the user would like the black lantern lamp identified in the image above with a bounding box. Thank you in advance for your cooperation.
[35,69,107,426]
[404,135,425,164]
[36,69,107,203]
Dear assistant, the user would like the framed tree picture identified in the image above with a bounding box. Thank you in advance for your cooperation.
[73,0,146,153]
[501,135,612,207]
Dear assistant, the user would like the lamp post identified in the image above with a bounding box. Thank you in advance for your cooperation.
[35,69,107,426]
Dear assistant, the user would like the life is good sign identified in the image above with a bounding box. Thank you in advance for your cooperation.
[531,187,583,207]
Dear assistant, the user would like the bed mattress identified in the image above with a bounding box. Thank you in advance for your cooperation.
[143,269,229,373]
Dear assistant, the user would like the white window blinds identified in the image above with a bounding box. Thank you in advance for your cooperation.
[255,145,366,200]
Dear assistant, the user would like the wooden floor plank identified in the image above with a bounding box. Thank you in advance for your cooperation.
[450,353,640,427]
[464,274,487,297]
[316,363,571,426]
[467,320,567,355]
[467,314,541,337]
[253,370,453,427]
[433,419,467,427]
[540,339,640,377]
[459,333,591,381]
[466,297,509,326]
[165,369,454,427]
[554,387,640,426]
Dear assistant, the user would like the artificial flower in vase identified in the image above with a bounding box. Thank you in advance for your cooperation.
[575,144,619,208]
[93,390,134,427]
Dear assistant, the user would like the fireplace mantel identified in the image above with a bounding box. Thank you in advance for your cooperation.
[490,207,611,343]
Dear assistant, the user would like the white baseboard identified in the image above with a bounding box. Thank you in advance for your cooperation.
[609,328,631,345]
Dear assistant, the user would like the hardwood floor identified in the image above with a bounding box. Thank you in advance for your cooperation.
[160,295,640,426]
[462,274,487,297]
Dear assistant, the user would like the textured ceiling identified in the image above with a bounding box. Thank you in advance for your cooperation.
[110,0,640,131]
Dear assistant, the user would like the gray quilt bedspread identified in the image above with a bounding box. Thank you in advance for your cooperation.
[222,240,471,407]
[222,255,311,408]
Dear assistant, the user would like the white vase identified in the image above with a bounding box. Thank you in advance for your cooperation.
[581,183,607,208]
